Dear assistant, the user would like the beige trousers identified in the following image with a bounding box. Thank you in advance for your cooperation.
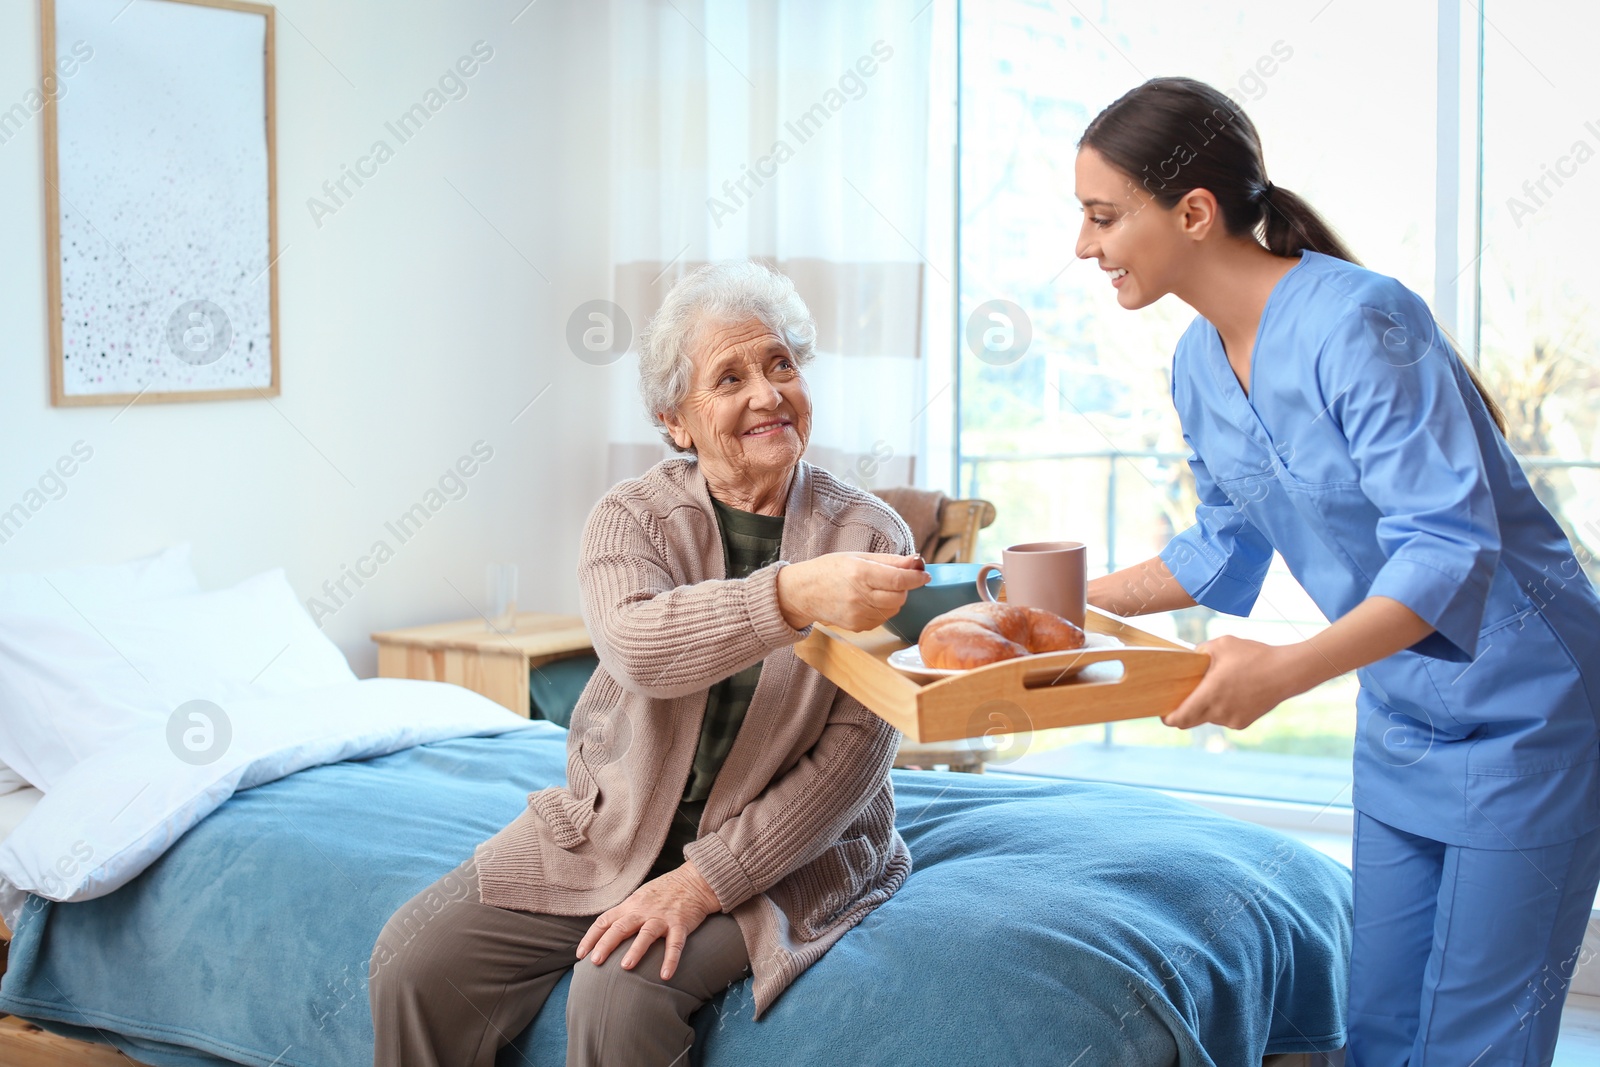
[368,859,751,1067]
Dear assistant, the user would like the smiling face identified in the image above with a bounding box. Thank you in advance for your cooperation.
[1074,146,1216,311]
[659,316,813,492]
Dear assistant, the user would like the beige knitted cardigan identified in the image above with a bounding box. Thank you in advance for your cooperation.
[476,457,914,1016]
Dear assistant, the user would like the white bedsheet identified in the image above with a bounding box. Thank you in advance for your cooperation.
[0,678,536,927]
[0,787,42,842]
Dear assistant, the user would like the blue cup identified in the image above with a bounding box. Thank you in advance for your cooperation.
[882,563,998,643]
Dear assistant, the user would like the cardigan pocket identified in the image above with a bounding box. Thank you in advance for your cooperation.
[527,787,597,850]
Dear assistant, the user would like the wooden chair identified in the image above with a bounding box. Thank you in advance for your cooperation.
[926,497,996,564]
[870,488,996,567]
[870,490,1001,773]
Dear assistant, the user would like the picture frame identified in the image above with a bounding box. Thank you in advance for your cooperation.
[41,0,279,407]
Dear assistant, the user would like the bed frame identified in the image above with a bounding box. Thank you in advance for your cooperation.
[0,1016,139,1067]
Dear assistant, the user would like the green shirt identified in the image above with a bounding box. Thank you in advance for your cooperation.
[648,495,784,879]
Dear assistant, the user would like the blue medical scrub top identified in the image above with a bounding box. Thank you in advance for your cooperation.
[1159,250,1600,849]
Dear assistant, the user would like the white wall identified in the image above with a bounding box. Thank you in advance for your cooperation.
[0,0,616,675]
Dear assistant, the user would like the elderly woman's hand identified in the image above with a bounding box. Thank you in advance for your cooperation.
[577,861,723,981]
[776,552,930,632]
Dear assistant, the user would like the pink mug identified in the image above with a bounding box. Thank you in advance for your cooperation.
[976,541,1087,628]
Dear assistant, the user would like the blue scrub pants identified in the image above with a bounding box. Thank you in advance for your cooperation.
[1348,812,1600,1066]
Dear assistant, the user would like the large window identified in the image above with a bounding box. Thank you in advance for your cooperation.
[953,1,1592,805]
[1479,2,1600,584]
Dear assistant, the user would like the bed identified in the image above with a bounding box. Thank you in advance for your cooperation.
[0,551,1353,1066]
[0,717,1349,1067]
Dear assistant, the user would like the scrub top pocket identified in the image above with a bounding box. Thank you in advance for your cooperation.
[1275,477,1376,585]
[1423,609,1600,769]
[1228,471,1379,627]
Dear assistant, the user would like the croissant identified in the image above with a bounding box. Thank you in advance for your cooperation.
[918,601,1085,670]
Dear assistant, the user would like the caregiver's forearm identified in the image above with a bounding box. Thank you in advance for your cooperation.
[1279,595,1436,692]
[1087,555,1198,617]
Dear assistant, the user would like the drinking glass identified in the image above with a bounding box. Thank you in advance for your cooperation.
[486,563,518,633]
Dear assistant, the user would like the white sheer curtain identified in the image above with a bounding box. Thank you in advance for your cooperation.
[603,0,936,490]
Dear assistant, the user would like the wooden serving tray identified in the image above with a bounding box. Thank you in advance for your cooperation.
[794,608,1209,743]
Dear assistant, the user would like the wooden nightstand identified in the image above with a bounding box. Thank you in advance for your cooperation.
[371,612,594,717]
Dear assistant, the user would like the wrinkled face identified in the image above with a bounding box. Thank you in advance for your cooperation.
[660,316,813,481]
[1073,146,1194,311]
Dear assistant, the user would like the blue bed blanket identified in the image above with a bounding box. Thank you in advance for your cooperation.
[0,725,1351,1066]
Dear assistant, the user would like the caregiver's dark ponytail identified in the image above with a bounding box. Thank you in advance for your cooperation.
[1080,77,1507,435]
[1258,182,1357,263]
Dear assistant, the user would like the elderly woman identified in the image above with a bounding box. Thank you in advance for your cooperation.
[369,260,929,1066]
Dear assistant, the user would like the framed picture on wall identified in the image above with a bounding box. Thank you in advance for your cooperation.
[41,0,279,407]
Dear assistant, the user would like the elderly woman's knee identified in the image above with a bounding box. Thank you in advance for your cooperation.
[566,952,680,1028]
[568,952,634,1004]
[368,862,483,1003]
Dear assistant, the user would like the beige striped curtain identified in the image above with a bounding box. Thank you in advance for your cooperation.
[603,0,935,491]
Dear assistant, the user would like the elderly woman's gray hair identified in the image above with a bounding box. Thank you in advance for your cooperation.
[637,261,817,451]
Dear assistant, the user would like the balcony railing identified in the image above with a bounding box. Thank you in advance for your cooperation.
[960,449,1600,574]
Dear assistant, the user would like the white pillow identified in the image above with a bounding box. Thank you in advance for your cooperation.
[0,545,200,793]
[0,544,200,616]
[0,568,355,792]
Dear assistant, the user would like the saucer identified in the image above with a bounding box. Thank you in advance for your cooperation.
[887,632,1123,681]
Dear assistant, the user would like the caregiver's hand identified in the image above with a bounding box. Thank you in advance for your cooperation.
[577,861,722,981]
[1161,635,1311,731]
[777,552,930,632]
[1163,597,1437,731]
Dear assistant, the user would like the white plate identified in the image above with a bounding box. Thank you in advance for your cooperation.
[888,632,1124,680]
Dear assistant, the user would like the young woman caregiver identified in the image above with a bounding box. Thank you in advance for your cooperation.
[1079,77,1600,1065]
